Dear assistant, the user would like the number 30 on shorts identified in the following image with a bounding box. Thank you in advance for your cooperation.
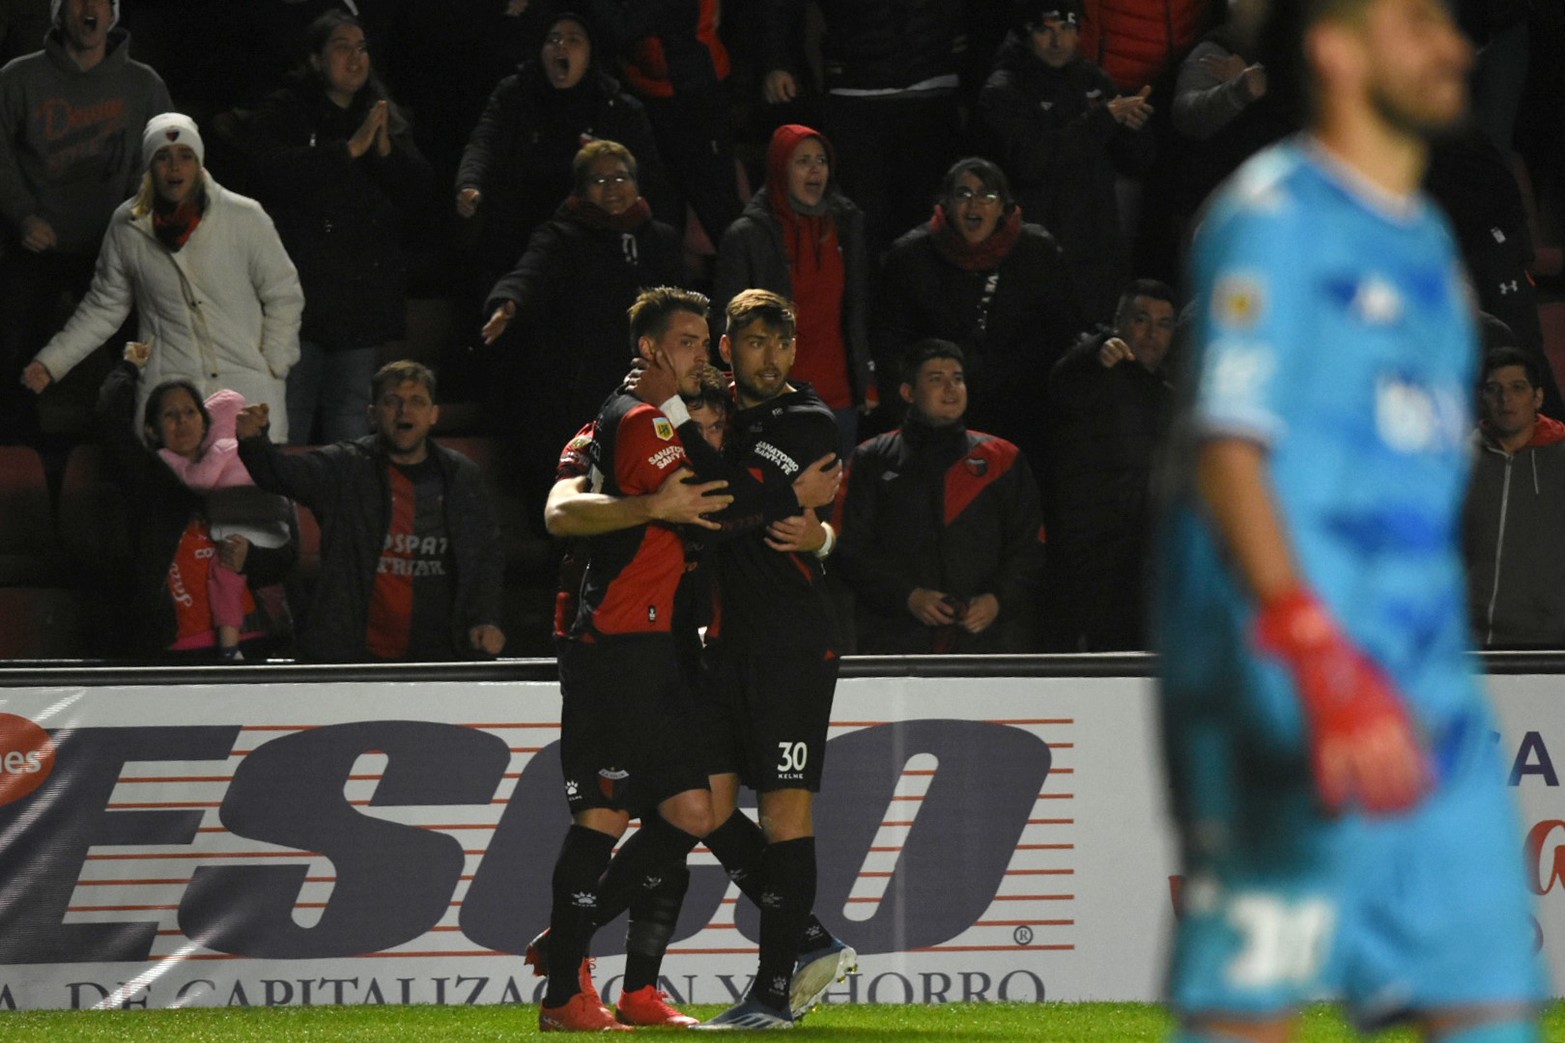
[776,741,809,773]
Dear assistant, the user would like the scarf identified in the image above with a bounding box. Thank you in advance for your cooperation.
[152,189,206,252]
[565,194,652,233]
[930,204,1023,272]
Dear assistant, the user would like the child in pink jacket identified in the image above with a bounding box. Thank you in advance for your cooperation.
[156,381,292,659]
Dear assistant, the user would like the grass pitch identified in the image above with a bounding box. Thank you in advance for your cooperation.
[1,1002,1560,1041]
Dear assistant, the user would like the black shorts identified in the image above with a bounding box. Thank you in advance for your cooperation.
[556,635,710,818]
[700,645,838,792]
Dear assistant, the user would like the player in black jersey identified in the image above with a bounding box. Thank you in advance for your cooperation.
[693,289,852,1031]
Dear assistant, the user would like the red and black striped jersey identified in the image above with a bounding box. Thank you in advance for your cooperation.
[570,390,691,638]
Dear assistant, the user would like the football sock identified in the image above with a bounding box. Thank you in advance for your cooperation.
[594,815,701,930]
[623,863,690,993]
[751,836,816,1012]
[706,811,833,955]
[1433,1020,1539,1043]
[543,824,617,1007]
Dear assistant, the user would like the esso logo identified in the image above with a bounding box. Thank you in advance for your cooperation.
[0,713,55,807]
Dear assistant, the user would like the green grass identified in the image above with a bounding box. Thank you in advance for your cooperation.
[0,1002,1561,1041]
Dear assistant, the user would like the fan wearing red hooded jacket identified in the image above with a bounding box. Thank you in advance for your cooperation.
[1463,346,1565,648]
[712,124,871,456]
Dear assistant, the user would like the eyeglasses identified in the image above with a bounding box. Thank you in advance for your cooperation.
[950,187,1002,204]
[587,173,635,187]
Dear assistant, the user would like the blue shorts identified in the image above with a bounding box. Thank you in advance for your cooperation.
[1163,699,1545,1025]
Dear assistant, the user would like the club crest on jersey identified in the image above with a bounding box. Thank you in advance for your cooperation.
[653,417,675,441]
[1212,273,1265,330]
[598,767,629,801]
[964,457,988,477]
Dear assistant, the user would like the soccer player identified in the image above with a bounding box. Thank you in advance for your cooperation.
[535,286,725,1033]
[542,291,856,1027]
[1156,1,1544,1041]
[694,289,853,1031]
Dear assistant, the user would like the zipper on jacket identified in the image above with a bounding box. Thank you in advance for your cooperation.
[1483,454,1514,644]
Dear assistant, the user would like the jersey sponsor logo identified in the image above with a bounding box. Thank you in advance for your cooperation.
[653,417,675,441]
[1375,372,1466,454]
[383,533,448,556]
[753,440,800,476]
[648,444,683,471]
[1212,273,1265,330]
[377,557,448,578]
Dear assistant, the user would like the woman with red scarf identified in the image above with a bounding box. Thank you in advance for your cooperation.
[480,139,684,511]
[875,156,1083,484]
[713,124,871,456]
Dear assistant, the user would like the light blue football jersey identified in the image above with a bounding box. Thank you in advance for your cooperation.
[1158,136,1482,740]
[1157,137,1543,1021]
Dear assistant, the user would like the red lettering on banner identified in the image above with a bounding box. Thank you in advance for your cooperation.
[1525,820,1565,896]
[0,714,54,807]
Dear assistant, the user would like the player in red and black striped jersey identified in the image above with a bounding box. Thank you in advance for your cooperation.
[539,289,854,1029]
[535,288,728,1032]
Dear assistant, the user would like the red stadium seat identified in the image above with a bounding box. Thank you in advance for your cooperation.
[0,445,66,585]
[1541,301,1565,398]
[58,443,132,571]
[0,587,85,659]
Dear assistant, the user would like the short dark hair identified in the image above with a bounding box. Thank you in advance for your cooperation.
[725,289,796,342]
[372,360,437,402]
[941,157,1014,208]
[1482,347,1542,389]
[684,382,730,415]
[628,286,710,345]
[901,338,965,385]
[142,380,211,448]
[1116,278,1177,319]
[573,139,638,195]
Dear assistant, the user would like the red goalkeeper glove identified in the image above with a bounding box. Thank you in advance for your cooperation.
[1253,587,1430,816]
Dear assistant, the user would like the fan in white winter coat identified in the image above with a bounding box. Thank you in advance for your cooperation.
[20,112,304,443]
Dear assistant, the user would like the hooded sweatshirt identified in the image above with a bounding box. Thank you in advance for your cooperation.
[1464,413,1565,647]
[0,23,170,254]
[763,124,851,410]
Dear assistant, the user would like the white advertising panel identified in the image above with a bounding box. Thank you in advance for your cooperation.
[0,671,1553,1010]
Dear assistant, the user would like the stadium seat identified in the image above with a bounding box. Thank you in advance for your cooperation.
[1542,301,1565,398]
[0,587,86,659]
[58,443,132,571]
[442,436,552,578]
[0,445,67,585]
[1511,153,1562,279]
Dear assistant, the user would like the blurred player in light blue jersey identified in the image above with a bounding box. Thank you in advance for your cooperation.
[1155,0,1546,1040]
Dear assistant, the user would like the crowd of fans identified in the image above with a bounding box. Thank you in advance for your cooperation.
[0,0,1561,661]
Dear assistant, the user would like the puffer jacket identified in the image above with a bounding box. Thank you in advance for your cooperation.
[35,171,303,442]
